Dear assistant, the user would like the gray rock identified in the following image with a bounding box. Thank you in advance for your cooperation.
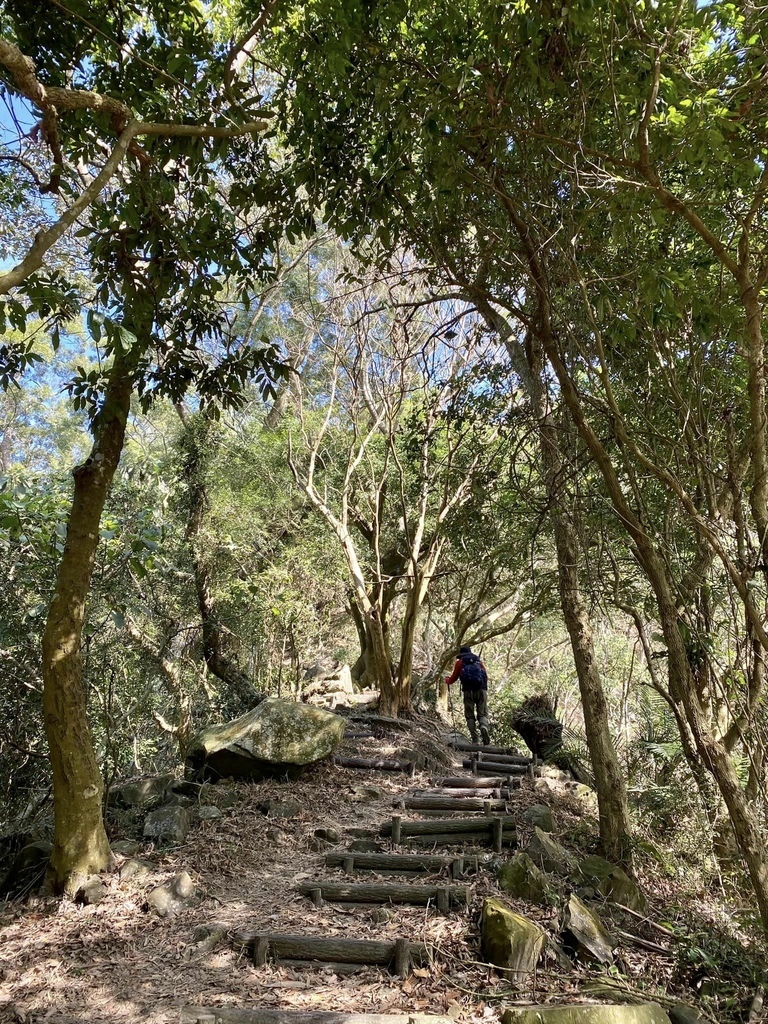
[497,852,553,904]
[259,797,301,819]
[147,870,197,918]
[349,839,385,853]
[198,783,238,808]
[109,774,175,809]
[185,698,346,781]
[0,840,52,897]
[562,894,616,965]
[346,827,373,838]
[522,803,556,832]
[120,858,155,882]
[349,786,383,804]
[668,1005,704,1024]
[77,876,107,905]
[196,805,224,821]
[481,897,546,981]
[111,839,141,857]
[502,1006,670,1023]
[527,827,578,876]
[314,827,340,843]
[573,855,646,913]
[143,805,191,844]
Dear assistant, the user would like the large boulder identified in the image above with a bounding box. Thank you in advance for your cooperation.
[481,897,546,981]
[185,698,346,781]
[501,1006,670,1023]
[573,855,647,913]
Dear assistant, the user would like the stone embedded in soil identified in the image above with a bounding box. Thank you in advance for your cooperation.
[143,805,192,844]
[349,786,384,803]
[0,840,52,897]
[497,851,554,904]
[120,858,156,882]
[147,870,197,917]
[521,803,556,832]
[562,893,616,965]
[502,1006,671,1023]
[109,774,175,809]
[259,796,301,818]
[481,896,546,980]
[573,854,646,913]
[196,805,224,821]
[667,1005,704,1024]
[314,827,340,843]
[348,839,385,853]
[526,827,578,876]
[76,876,108,905]
[111,839,141,856]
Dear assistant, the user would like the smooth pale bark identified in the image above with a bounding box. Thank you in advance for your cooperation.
[42,353,132,892]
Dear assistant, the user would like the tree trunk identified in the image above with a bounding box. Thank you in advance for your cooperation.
[543,332,768,937]
[178,409,257,706]
[483,302,632,865]
[42,352,132,893]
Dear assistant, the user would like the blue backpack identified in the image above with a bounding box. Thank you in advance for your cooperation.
[459,653,487,691]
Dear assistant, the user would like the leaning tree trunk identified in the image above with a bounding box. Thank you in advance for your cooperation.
[543,430,633,867]
[542,330,768,938]
[488,303,632,866]
[41,352,132,893]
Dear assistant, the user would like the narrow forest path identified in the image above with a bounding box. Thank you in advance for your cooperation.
[0,713,697,1024]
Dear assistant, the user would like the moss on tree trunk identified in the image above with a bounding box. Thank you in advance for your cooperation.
[42,352,132,894]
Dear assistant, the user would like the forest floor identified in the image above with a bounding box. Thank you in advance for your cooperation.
[0,715,762,1024]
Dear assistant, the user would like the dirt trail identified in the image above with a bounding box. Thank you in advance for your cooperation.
[0,720,573,1024]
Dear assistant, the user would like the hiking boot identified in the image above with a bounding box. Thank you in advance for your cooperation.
[480,728,490,745]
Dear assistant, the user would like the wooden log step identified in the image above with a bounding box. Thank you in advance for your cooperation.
[475,751,533,766]
[450,739,527,758]
[393,796,507,812]
[231,933,427,974]
[462,759,528,775]
[298,880,469,910]
[409,787,511,799]
[183,1008,455,1024]
[334,756,415,773]
[381,815,517,836]
[437,776,510,788]
[325,851,479,875]
[405,831,516,848]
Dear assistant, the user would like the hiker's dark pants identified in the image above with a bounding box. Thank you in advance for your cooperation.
[463,688,489,743]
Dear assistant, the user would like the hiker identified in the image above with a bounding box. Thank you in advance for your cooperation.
[445,645,490,744]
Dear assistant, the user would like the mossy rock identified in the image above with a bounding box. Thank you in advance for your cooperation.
[481,897,546,980]
[562,894,616,965]
[522,804,556,832]
[527,827,578,876]
[497,852,554,905]
[573,855,646,913]
[501,1005,670,1023]
[185,698,346,781]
